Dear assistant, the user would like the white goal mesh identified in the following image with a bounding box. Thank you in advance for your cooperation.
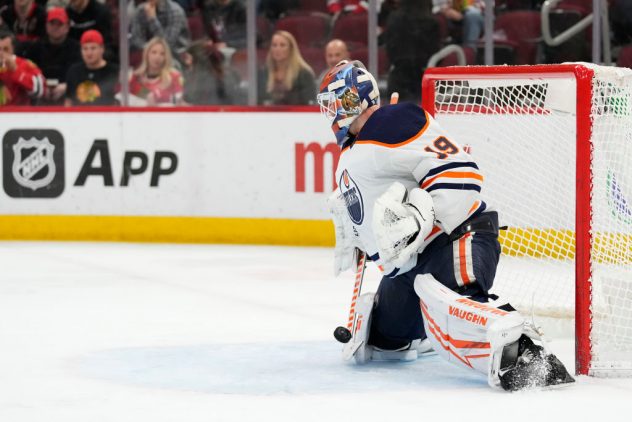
[423,64,632,376]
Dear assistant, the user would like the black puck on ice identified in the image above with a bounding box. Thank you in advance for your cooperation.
[333,326,352,343]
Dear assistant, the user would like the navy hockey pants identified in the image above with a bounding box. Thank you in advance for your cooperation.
[368,230,501,350]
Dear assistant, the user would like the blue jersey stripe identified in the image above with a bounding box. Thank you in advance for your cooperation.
[419,162,479,185]
[426,183,482,193]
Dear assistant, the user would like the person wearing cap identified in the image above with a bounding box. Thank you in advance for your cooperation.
[21,7,81,105]
[65,29,119,106]
[131,0,190,59]
[0,28,45,106]
[0,0,46,44]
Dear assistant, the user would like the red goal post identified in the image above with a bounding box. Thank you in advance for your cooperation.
[421,64,632,377]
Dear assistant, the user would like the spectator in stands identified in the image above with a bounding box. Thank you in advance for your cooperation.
[199,0,246,49]
[126,36,184,106]
[385,0,439,103]
[433,0,484,50]
[258,30,316,105]
[22,7,80,105]
[66,0,113,52]
[65,29,118,106]
[131,0,191,59]
[612,0,632,46]
[0,0,46,44]
[317,38,350,82]
[181,39,240,105]
[327,0,368,17]
[0,28,44,105]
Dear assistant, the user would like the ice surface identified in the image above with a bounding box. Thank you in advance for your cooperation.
[0,242,631,422]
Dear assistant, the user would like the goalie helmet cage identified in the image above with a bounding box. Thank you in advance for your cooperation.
[421,63,632,377]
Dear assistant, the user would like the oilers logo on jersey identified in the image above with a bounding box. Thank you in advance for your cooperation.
[340,170,364,224]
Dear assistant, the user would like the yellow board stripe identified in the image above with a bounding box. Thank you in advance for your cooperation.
[0,216,629,264]
[0,215,335,246]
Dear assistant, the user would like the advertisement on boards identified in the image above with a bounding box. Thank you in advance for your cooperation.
[0,111,337,221]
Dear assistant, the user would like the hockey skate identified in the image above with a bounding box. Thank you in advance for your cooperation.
[496,333,575,392]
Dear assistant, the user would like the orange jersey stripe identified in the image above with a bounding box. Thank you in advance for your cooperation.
[344,110,432,152]
[458,233,473,285]
[421,171,484,190]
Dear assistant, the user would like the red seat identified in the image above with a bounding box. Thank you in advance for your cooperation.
[617,45,632,69]
[494,11,542,64]
[274,14,331,48]
[331,13,368,47]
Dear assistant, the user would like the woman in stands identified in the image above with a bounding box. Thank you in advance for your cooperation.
[258,30,316,105]
[127,37,184,106]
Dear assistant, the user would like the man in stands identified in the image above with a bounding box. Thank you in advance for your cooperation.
[317,38,350,82]
[66,0,113,57]
[131,0,191,60]
[65,29,118,106]
[0,0,46,44]
[0,28,44,105]
[22,7,81,105]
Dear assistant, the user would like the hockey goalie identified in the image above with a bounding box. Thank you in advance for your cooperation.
[318,60,575,392]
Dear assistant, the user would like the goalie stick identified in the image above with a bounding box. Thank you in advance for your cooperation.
[333,249,367,343]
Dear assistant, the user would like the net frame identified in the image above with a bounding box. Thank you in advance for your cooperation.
[421,64,632,377]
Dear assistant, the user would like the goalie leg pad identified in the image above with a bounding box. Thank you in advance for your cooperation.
[414,273,575,391]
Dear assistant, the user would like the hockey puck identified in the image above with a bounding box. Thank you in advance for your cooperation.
[333,326,352,343]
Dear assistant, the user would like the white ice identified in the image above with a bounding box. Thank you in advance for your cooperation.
[1,242,631,422]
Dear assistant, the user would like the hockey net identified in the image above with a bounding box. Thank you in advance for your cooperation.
[421,64,632,377]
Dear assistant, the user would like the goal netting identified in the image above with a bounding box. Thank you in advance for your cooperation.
[421,63,632,377]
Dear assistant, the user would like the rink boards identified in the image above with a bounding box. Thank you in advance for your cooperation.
[0,108,336,245]
[0,107,627,254]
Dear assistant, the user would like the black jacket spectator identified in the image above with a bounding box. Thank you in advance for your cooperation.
[65,30,118,106]
[66,0,113,50]
[23,38,81,82]
[21,8,81,84]
[0,0,46,44]
[384,0,439,103]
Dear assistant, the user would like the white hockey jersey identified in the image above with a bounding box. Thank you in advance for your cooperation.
[335,102,488,277]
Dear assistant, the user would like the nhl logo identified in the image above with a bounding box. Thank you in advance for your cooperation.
[3,129,65,198]
[12,136,57,191]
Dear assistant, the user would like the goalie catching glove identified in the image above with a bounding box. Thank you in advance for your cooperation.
[372,183,435,269]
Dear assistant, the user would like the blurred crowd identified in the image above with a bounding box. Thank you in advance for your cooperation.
[0,0,631,107]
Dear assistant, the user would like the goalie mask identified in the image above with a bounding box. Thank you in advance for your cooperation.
[317,60,380,146]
